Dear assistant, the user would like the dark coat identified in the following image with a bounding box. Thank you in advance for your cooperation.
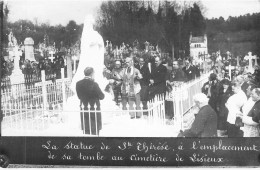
[149,63,167,99]
[201,80,220,113]
[193,65,201,78]
[76,78,104,109]
[136,63,151,87]
[250,100,260,123]
[167,68,187,82]
[218,87,233,116]
[182,65,196,81]
[182,105,218,137]
[136,63,151,102]
[76,78,104,135]
[217,87,233,130]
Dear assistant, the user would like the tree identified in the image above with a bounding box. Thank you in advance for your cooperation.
[1,2,9,46]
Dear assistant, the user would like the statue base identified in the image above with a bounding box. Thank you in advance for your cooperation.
[10,70,25,85]
[9,70,25,99]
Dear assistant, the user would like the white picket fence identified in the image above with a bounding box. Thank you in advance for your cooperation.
[1,67,211,136]
[1,67,167,136]
[1,94,166,136]
[166,71,213,131]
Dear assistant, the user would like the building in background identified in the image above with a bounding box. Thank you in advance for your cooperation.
[189,33,208,61]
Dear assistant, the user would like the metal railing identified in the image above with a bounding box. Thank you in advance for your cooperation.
[165,71,212,131]
[1,94,166,136]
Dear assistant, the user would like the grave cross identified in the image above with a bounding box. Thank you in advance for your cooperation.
[244,52,254,73]
[228,64,235,81]
[106,40,109,47]
[49,51,55,62]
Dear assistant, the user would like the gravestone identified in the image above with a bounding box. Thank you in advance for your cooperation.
[244,52,255,73]
[24,37,36,61]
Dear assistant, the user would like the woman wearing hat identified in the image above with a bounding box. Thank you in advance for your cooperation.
[217,78,233,136]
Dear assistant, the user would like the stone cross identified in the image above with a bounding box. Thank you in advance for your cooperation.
[244,52,254,73]
[9,46,25,86]
[228,64,235,81]
[106,40,109,47]
[49,50,55,62]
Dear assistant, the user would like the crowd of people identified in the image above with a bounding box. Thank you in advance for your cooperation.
[103,53,204,119]
[102,52,260,137]
[179,65,260,137]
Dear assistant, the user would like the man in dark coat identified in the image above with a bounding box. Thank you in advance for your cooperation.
[216,78,233,136]
[182,58,196,81]
[178,93,217,137]
[149,56,167,100]
[76,67,105,135]
[201,73,220,113]
[136,57,151,110]
[167,60,187,83]
[165,60,187,119]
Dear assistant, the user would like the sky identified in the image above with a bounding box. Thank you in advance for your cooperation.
[5,0,260,26]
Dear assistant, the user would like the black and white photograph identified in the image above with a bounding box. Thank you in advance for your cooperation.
[1,0,260,167]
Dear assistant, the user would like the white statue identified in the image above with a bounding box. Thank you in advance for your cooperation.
[70,15,107,92]
[64,15,118,133]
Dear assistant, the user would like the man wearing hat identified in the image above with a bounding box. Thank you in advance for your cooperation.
[202,73,220,113]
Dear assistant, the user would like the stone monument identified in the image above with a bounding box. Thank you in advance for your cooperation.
[24,37,36,61]
[7,32,25,85]
[244,52,255,73]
